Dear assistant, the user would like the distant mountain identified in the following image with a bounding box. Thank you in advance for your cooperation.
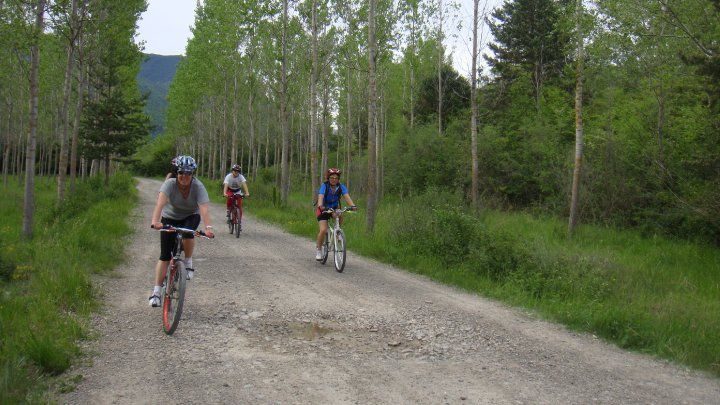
[137,54,181,136]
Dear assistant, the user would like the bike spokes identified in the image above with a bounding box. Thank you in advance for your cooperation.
[234,207,241,238]
[320,231,330,264]
[334,230,346,272]
[162,261,187,335]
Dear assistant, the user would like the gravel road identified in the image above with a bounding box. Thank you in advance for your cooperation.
[59,178,720,404]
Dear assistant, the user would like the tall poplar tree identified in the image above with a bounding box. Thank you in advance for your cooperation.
[23,0,46,239]
[366,0,378,232]
[568,0,585,235]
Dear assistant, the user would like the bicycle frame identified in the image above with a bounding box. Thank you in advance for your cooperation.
[320,208,352,272]
[156,226,212,335]
[227,193,243,237]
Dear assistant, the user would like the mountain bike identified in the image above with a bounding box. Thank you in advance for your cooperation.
[226,193,244,238]
[320,207,356,273]
[154,225,213,335]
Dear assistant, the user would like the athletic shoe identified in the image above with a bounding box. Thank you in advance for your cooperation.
[148,294,161,307]
[186,268,195,280]
[315,250,323,261]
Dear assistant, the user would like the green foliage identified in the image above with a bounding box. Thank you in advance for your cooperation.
[414,64,471,128]
[486,0,570,86]
[131,132,178,176]
[384,124,468,195]
[80,87,151,163]
[0,174,136,403]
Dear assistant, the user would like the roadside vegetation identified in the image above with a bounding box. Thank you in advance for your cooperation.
[0,173,136,403]
[248,179,720,377]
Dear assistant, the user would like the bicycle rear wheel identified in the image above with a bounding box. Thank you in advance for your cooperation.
[334,230,346,273]
[162,259,187,335]
[234,206,241,238]
[320,231,330,264]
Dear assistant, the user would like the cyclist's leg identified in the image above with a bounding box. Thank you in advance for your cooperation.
[157,217,179,281]
[316,207,330,248]
[236,193,243,220]
[225,190,234,214]
[152,220,176,305]
[180,214,201,265]
[317,220,329,249]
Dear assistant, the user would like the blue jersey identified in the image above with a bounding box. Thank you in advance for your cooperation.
[318,182,348,209]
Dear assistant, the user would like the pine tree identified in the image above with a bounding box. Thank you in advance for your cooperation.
[486,0,570,109]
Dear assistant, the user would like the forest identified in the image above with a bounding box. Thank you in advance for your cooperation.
[134,0,719,245]
[0,0,718,242]
[0,0,719,399]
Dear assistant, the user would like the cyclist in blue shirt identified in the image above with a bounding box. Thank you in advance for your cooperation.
[315,168,356,260]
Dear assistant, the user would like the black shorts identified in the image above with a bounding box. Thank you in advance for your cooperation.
[159,214,201,261]
[316,206,337,221]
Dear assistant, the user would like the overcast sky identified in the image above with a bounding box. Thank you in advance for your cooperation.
[135,0,500,77]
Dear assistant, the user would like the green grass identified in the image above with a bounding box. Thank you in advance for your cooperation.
[0,173,137,403]
[249,183,720,377]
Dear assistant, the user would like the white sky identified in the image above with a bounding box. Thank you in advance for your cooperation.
[135,0,500,77]
[135,0,199,56]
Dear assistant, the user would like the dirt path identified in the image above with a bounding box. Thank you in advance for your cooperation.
[59,178,719,404]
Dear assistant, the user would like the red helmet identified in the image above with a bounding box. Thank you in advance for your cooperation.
[326,168,341,180]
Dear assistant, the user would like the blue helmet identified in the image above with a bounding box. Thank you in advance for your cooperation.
[176,155,197,173]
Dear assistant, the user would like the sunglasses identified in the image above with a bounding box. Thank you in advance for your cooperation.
[177,171,193,176]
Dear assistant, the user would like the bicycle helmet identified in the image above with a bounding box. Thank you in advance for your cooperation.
[231,164,241,172]
[326,168,341,180]
[176,155,197,173]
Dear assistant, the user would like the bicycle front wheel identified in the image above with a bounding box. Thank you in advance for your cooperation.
[234,207,241,238]
[320,231,330,264]
[334,230,346,273]
[228,209,234,234]
[162,260,187,335]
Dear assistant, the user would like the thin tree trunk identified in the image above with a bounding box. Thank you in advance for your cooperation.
[377,93,383,198]
[280,0,290,205]
[232,74,238,165]
[104,154,110,186]
[310,0,319,199]
[248,89,255,179]
[437,0,443,136]
[70,29,86,194]
[366,0,378,233]
[2,102,11,185]
[222,76,228,175]
[345,64,352,188]
[321,81,328,177]
[57,0,78,201]
[568,0,585,235]
[470,0,480,210]
[409,6,417,129]
[23,0,46,239]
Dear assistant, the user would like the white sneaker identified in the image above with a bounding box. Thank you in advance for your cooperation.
[148,294,160,307]
[186,268,195,280]
[315,250,323,261]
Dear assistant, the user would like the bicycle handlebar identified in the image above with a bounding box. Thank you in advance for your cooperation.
[321,206,358,215]
[150,224,215,238]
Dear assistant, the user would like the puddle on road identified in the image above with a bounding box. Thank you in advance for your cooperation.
[289,322,332,340]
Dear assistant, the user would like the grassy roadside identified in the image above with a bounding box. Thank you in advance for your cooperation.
[0,173,137,402]
[247,182,720,377]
